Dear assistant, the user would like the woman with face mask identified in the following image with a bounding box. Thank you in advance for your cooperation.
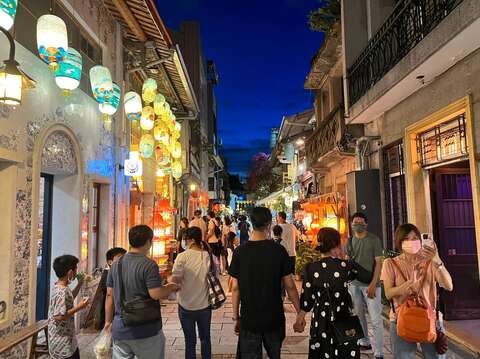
[381,223,453,358]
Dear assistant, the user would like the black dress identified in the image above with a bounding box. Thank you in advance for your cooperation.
[300,257,360,359]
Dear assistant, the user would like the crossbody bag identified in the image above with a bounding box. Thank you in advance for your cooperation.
[117,256,161,327]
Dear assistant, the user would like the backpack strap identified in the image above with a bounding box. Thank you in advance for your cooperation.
[117,256,126,310]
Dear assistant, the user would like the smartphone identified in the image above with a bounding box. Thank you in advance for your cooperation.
[421,233,434,248]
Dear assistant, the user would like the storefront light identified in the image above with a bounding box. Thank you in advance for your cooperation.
[0,0,18,31]
[190,183,197,192]
[0,27,35,106]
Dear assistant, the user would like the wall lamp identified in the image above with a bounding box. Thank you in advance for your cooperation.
[0,27,35,106]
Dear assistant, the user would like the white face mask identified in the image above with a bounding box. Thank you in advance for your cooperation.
[181,239,187,250]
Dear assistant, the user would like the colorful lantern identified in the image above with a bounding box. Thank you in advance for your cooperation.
[172,161,182,179]
[140,106,155,130]
[153,93,166,115]
[124,91,142,121]
[89,66,113,103]
[175,121,181,132]
[99,82,121,115]
[172,141,182,159]
[37,15,68,70]
[139,134,155,158]
[142,78,157,103]
[154,127,169,145]
[55,48,82,94]
[0,0,17,31]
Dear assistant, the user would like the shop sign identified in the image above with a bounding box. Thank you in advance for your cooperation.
[124,153,142,177]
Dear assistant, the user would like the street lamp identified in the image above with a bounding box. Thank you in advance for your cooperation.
[0,27,35,106]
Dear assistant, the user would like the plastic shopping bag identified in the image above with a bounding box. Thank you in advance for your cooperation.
[93,328,112,359]
[227,248,233,266]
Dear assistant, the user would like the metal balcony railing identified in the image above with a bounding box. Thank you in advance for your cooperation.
[306,106,353,168]
[347,0,463,105]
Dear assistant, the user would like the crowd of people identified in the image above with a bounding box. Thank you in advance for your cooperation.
[46,207,454,359]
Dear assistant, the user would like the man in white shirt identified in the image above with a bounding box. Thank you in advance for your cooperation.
[190,209,207,241]
[276,211,298,275]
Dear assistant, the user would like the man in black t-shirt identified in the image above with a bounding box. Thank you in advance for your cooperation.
[229,207,301,359]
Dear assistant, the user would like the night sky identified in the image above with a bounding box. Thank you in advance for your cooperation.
[156,0,325,176]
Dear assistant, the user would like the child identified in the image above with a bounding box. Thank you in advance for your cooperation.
[272,224,283,244]
[48,255,89,359]
[99,247,126,328]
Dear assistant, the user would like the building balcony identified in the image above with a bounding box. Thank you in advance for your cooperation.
[346,0,480,124]
[306,107,363,172]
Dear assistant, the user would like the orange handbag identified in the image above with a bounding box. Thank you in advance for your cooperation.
[391,260,437,343]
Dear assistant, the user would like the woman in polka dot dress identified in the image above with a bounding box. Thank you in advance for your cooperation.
[294,228,361,359]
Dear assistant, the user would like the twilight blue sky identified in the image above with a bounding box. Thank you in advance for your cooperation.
[156,0,325,176]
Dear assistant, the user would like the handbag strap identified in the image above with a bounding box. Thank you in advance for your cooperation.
[323,283,337,321]
[117,255,126,310]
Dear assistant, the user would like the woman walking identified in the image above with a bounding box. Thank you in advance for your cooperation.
[381,223,453,359]
[294,227,367,359]
[171,227,213,359]
[176,217,189,255]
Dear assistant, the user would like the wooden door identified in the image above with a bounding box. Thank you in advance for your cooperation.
[434,168,480,320]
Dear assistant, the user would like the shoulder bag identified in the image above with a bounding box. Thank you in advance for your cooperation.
[117,256,161,327]
[346,237,374,284]
[390,259,437,343]
[205,250,226,309]
[325,284,364,345]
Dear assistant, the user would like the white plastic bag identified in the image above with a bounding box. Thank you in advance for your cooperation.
[93,328,112,359]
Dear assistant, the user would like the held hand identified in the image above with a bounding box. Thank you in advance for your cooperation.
[366,284,377,299]
[293,318,306,333]
[103,321,112,332]
[422,241,441,263]
[399,279,415,296]
[78,297,90,310]
[234,319,240,335]
[165,282,181,293]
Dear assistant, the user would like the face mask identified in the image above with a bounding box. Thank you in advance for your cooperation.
[352,223,366,233]
[181,239,187,250]
[402,240,421,254]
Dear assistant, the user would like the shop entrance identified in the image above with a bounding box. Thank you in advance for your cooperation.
[36,173,53,320]
[431,164,480,320]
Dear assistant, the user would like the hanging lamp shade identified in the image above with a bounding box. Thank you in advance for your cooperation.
[139,134,155,158]
[0,0,17,31]
[172,161,182,179]
[55,48,82,93]
[124,91,142,121]
[89,65,113,103]
[172,141,182,159]
[140,106,155,130]
[99,82,121,115]
[37,15,68,69]
[154,127,169,145]
[153,93,166,115]
[142,78,157,103]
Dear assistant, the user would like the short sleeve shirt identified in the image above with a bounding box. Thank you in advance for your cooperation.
[278,223,297,257]
[107,252,163,340]
[48,285,77,359]
[228,240,291,332]
[345,232,383,287]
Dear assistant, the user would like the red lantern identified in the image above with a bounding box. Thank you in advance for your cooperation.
[158,198,170,210]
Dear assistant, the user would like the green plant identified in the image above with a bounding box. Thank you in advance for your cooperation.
[308,0,341,34]
[295,242,323,277]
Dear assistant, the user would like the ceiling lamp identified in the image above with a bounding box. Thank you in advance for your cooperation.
[153,93,166,115]
[124,91,142,121]
[0,0,17,31]
[37,14,68,71]
[172,161,182,179]
[142,78,157,103]
[89,65,113,103]
[0,27,35,106]
[172,141,181,159]
[99,82,121,115]
[55,48,82,94]
[140,106,154,130]
[139,134,155,158]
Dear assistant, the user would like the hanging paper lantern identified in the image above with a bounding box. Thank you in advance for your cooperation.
[154,127,169,145]
[142,78,157,103]
[99,83,121,115]
[139,134,155,158]
[140,106,155,130]
[172,161,182,179]
[175,121,181,132]
[55,48,82,94]
[124,91,142,121]
[153,93,166,115]
[89,66,113,103]
[0,0,18,31]
[37,15,68,69]
[172,141,182,159]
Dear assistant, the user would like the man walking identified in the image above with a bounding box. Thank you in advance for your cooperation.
[346,212,384,359]
[276,211,298,275]
[229,207,301,359]
[190,209,207,241]
[105,225,179,359]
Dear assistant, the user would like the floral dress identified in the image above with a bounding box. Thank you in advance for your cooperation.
[300,257,360,359]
